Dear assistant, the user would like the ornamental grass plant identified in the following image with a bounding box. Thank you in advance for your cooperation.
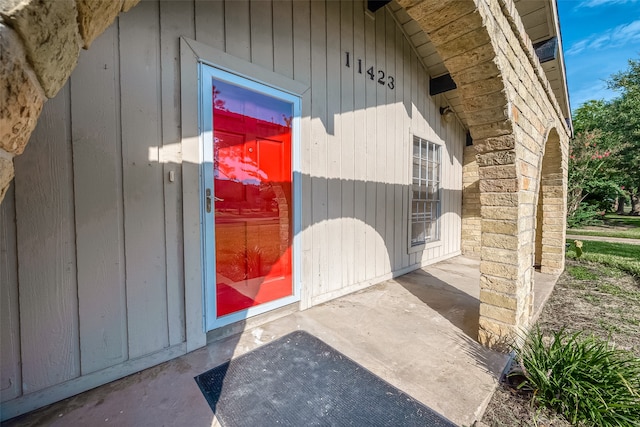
[512,327,640,427]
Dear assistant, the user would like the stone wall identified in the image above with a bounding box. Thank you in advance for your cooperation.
[397,0,570,348]
[0,0,140,202]
[461,145,481,255]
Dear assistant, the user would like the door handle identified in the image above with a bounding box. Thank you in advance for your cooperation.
[206,188,212,213]
[205,189,224,213]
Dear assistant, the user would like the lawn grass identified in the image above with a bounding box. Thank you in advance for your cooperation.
[566,240,640,277]
[566,228,640,239]
[605,213,640,227]
[567,213,640,239]
[566,265,598,280]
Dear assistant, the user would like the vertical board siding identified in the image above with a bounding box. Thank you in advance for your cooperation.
[273,0,294,78]
[225,0,251,60]
[14,83,80,393]
[340,0,355,287]
[374,10,388,278]
[1,184,21,401]
[160,0,195,347]
[71,24,128,375]
[400,36,411,269]
[364,12,377,280]
[310,0,329,297]
[393,29,405,271]
[250,0,274,70]
[326,0,342,293]
[352,0,367,285]
[292,0,313,308]
[3,0,465,412]
[385,13,397,272]
[195,0,225,51]
[408,31,419,267]
[119,0,169,358]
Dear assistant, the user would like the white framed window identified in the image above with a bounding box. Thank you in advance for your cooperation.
[409,135,441,249]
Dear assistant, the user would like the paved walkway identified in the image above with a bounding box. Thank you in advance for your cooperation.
[3,256,559,427]
[566,234,640,245]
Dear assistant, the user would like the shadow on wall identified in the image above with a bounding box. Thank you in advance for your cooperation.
[198,169,465,320]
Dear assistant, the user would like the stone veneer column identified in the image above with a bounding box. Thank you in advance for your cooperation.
[537,131,567,274]
[474,135,535,349]
[461,145,481,255]
[0,0,140,203]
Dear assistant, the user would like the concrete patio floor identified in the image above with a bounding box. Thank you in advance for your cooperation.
[2,256,558,427]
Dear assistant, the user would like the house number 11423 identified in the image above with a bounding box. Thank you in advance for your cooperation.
[345,52,395,90]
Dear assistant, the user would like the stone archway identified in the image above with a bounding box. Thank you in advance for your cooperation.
[534,128,566,274]
[397,0,570,348]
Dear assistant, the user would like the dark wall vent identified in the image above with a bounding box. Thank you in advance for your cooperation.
[367,1,391,13]
[430,74,457,96]
[533,37,558,64]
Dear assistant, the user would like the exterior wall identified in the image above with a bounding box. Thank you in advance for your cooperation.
[0,0,465,418]
[0,0,141,203]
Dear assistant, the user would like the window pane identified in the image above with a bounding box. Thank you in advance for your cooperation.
[409,138,440,247]
[427,162,436,181]
[413,140,420,156]
[425,221,434,242]
[429,142,437,159]
[427,185,437,201]
[411,222,424,245]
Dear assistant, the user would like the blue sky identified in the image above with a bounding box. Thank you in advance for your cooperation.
[557,0,640,113]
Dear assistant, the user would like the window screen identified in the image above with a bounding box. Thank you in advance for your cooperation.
[410,136,440,247]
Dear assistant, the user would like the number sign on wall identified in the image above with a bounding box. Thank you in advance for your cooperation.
[345,52,395,90]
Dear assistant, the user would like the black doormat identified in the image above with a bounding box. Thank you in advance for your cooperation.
[194,330,457,427]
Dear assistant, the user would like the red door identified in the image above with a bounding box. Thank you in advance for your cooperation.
[212,79,293,317]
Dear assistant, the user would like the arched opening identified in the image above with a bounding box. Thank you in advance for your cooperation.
[534,128,565,274]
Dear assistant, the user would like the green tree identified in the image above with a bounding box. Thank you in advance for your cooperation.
[606,58,640,215]
[568,57,640,225]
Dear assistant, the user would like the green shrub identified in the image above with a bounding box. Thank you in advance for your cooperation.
[511,328,640,426]
[567,203,605,228]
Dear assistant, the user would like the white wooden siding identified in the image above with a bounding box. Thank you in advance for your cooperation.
[71,23,127,375]
[1,0,464,417]
[0,184,20,402]
[14,82,80,394]
[159,0,194,347]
